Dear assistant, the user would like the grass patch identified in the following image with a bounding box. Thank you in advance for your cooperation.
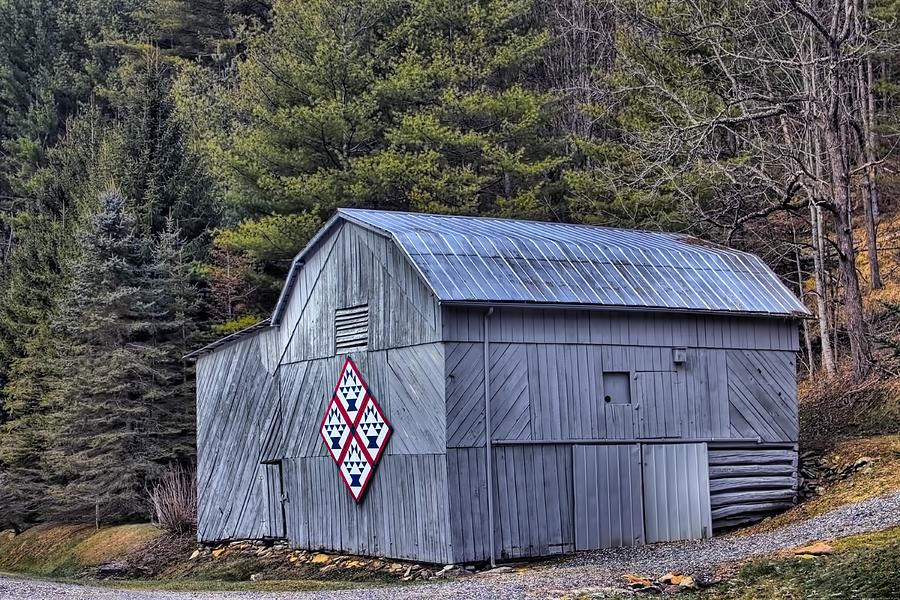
[699,528,900,600]
[0,523,162,577]
[741,435,900,534]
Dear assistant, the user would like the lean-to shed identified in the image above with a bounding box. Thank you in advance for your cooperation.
[191,209,809,564]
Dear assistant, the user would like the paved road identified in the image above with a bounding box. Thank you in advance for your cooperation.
[2,492,899,600]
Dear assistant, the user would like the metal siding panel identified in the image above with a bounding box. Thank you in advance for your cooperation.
[642,443,712,543]
[573,445,644,550]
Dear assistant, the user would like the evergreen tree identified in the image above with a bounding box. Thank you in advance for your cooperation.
[202,0,565,301]
[143,217,207,465]
[0,216,60,528]
[107,49,221,242]
[43,191,159,521]
[373,0,567,219]
[0,110,107,528]
[0,0,143,259]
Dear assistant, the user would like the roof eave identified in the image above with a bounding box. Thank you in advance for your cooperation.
[183,318,273,360]
[438,299,811,319]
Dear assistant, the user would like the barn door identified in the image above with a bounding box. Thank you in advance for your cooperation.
[641,443,712,543]
[573,445,645,550]
[260,462,286,538]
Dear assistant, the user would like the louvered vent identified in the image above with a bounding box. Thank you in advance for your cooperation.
[334,305,369,353]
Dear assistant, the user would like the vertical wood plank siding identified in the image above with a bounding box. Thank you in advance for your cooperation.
[273,223,448,561]
[284,454,452,563]
[444,307,798,352]
[197,222,450,561]
[197,217,800,564]
[444,308,798,445]
[277,223,441,364]
[444,306,799,562]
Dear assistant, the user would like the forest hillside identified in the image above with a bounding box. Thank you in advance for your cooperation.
[0,0,898,529]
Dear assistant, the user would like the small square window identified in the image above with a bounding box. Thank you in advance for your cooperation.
[602,372,631,405]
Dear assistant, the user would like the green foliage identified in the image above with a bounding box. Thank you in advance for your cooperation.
[204,0,566,278]
[43,191,160,521]
[42,192,206,522]
[0,15,220,525]
[105,49,221,242]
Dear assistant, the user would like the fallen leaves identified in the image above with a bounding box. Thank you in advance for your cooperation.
[791,541,835,557]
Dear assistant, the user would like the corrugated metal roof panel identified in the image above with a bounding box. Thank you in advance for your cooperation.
[271,209,809,323]
[344,209,808,315]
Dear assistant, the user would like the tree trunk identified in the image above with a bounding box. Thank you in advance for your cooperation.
[824,118,871,377]
[794,235,815,374]
[810,203,835,375]
[858,56,881,289]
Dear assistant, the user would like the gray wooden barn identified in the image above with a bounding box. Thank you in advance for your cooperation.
[191,209,809,565]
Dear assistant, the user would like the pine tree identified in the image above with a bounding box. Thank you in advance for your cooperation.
[43,191,159,522]
[143,217,207,465]
[373,0,567,219]
[107,48,221,242]
[200,0,566,298]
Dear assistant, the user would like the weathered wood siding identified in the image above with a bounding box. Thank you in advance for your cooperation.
[196,328,280,542]
[444,307,799,562]
[269,222,449,561]
[197,220,801,563]
[444,308,798,444]
[276,222,441,364]
[708,445,798,529]
[283,454,452,563]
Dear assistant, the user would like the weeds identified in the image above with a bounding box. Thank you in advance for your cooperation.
[148,465,196,535]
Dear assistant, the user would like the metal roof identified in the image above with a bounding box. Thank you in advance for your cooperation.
[271,209,809,323]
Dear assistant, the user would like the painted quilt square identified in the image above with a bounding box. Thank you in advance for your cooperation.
[320,357,392,502]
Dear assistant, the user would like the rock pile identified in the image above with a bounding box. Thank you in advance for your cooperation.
[798,451,878,499]
[191,540,484,582]
[621,571,717,595]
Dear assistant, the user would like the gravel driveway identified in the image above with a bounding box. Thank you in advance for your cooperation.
[3,492,899,600]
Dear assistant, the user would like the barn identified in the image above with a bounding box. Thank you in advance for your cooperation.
[190,209,809,565]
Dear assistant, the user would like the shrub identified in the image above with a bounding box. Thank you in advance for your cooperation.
[799,371,900,450]
[148,465,196,535]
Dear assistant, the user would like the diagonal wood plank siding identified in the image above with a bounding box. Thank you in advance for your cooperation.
[726,350,798,442]
[196,329,280,542]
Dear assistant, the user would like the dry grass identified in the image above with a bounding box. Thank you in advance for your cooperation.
[857,210,900,307]
[798,373,900,449]
[740,435,900,535]
[697,527,900,600]
[0,523,162,576]
[148,465,196,535]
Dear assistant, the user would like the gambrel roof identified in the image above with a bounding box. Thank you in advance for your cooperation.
[271,209,809,323]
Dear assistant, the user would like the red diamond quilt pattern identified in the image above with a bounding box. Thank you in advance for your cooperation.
[319,358,391,502]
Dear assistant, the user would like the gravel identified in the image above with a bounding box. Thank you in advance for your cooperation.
[3,491,899,600]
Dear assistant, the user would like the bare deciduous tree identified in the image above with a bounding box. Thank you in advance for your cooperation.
[599,0,895,377]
